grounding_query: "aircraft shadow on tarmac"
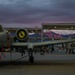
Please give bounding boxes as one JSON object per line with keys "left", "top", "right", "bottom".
{"left": 0, "top": 60, "right": 75, "bottom": 68}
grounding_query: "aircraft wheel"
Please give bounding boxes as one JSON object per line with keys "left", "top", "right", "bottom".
{"left": 29, "top": 56, "right": 34, "bottom": 63}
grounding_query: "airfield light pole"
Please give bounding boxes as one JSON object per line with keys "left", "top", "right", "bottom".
{"left": 41, "top": 26, "right": 43, "bottom": 42}
{"left": 35, "top": 26, "right": 38, "bottom": 42}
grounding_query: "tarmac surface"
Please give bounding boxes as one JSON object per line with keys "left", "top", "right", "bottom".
{"left": 0, "top": 52, "right": 75, "bottom": 75}
{"left": 0, "top": 52, "right": 75, "bottom": 63}
{"left": 0, "top": 64, "right": 75, "bottom": 75}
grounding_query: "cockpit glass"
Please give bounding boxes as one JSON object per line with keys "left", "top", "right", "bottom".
{"left": 0, "top": 25, "right": 4, "bottom": 32}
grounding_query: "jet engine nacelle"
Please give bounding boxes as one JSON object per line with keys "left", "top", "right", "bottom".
{"left": 14, "top": 29, "right": 29, "bottom": 42}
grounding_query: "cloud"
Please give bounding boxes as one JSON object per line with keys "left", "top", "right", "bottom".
{"left": 0, "top": 0, "right": 75, "bottom": 27}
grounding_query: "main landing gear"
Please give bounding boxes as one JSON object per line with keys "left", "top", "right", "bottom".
{"left": 28, "top": 48, "right": 34, "bottom": 63}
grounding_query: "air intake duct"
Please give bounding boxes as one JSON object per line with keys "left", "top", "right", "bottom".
{"left": 15, "top": 29, "right": 29, "bottom": 42}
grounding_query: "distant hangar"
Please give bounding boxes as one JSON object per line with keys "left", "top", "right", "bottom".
{"left": 4, "top": 23, "right": 75, "bottom": 33}
{"left": 4, "top": 23, "right": 75, "bottom": 41}
{"left": 42, "top": 23, "right": 75, "bottom": 30}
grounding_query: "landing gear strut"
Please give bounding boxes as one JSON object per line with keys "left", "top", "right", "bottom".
{"left": 29, "top": 55, "right": 34, "bottom": 63}
{"left": 51, "top": 45, "right": 54, "bottom": 53}
{"left": 28, "top": 48, "right": 34, "bottom": 63}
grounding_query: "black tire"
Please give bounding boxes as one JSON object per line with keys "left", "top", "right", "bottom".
{"left": 29, "top": 56, "right": 34, "bottom": 63}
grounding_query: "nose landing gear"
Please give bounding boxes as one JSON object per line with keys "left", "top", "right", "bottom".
{"left": 28, "top": 48, "right": 34, "bottom": 63}
{"left": 29, "top": 55, "right": 34, "bottom": 63}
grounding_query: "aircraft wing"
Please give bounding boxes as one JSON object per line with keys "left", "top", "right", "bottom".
{"left": 11, "top": 39, "right": 75, "bottom": 49}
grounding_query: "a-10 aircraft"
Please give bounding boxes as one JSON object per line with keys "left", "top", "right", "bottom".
{"left": 0, "top": 25, "right": 75, "bottom": 63}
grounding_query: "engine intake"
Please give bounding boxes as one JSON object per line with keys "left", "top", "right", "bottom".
{"left": 15, "top": 29, "right": 29, "bottom": 42}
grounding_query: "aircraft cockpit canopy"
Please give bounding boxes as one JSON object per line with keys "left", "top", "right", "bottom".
{"left": 0, "top": 25, "right": 4, "bottom": 32}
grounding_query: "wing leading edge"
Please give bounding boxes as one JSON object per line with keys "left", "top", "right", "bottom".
{"left": 11, "top": 39, "right": 75, "bottom": 49}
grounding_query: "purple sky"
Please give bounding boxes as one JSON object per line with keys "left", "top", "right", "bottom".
{"left": 0, "top": 0, "right": 75, "bottom": 28}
